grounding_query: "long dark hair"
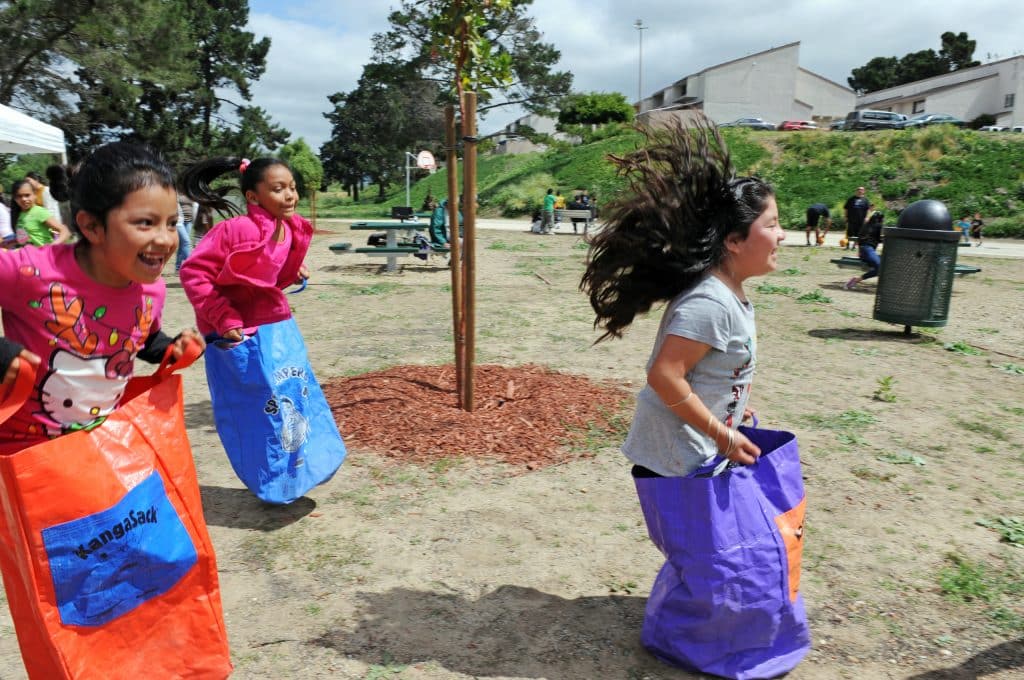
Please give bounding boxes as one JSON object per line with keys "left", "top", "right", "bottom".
{"left": 580, "top": 117, "right": 774, "bottom": 342}
{"left": 179, "top": 157, "right": 291, "bottom": 217}
{"left": 46, "top": 164, "right": 72, "bottom": 202}
{"left": 68, "top": 141, "right": 175, "bottom": 237}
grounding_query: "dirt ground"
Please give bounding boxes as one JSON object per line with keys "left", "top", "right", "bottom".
{"left": 1, "top": 222, "right": 1022, "bottom": 680}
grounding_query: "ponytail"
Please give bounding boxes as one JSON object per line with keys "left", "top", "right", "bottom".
{"left": 179, "top": 156, "right": 290, "bottom": 217}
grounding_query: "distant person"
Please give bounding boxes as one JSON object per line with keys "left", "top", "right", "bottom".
{"left": 553, "top": 189, "right": 566, "bottom": 223}
{"left": 805, "top": 203, "right": 831, "bottom": 246}
{"left": 429, "top": 198, "right": 450, "bottom": 245}
{"left": 843, "top": 186, "right": 869, "bottom": 251}
{"left": 0, "top": 191, "right": 12, "bottom": 248}
{"left": 176, "top": 193, "right": 197, "bottom": 272}
{"left": 45, "top": 164, "right": 73, "bottom": 227}
{"left": 24, "top": 171, "right": 60, "bottom": 218}
{"left": 970, "top": 212, "right": 984, "bottom": 246}
{"left": 955, "top": 214, "right": 972, "bottom": 244}
{"left": 9, "top": 180, "right": 71, "bottom": 246}
{"left": 420, "top": 192, "right": 435, "bottom": 212}
{"left": 541, "top": 188, "right": 555, "bottom": 235}
{"left": 845, "top": 210, "right": 885, "bottom": 290}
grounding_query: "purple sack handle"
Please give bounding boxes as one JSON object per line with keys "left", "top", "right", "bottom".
{"left": 691, "top": 414, "right": 759, "bottom": 479}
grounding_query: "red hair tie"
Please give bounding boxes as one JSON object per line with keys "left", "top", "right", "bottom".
{"left": 238, "top": 158, "right": 251, "bottom": 174}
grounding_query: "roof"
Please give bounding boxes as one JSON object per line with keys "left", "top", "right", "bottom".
{"left": 0, "top": 103, "right": 66, "bottom": 155}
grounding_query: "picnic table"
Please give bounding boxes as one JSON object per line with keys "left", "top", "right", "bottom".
{"left": 342, "top": 220, "right": 449, "bottom": 272}
{"left": 830, "top": 255, "right": 981, "bottom": 276}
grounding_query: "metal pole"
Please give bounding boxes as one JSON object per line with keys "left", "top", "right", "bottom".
{"left": 634, "top": 19, "right": 646, "bottom": 110}
{"left": 405, "top": 152, "right": 412, "bottom": 208}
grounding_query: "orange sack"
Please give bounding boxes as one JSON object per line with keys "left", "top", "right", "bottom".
{"left": 0, "top": 345, "right": 232, "bottom": 679}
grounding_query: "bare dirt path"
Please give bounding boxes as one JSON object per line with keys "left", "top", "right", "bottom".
{"left": 1, "top": 224, "right": 1022, "bottom": 679}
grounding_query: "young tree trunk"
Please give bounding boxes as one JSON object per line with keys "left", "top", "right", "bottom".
{"left": 461, "top": 92, "right": 478, "bottom": 411}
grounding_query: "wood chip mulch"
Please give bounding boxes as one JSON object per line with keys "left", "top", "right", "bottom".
{"left": 321, "top": 364, "right": 631, "bottom": 470}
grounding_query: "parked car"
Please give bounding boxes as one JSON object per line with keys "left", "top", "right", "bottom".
{"left": 1012, "top": 125, "right": 1024, "bottom": 133}
{"left": 718, "top": 117, "right": 775, "bottom": 130}
{"left": 896, "top": 113, "right": 966, "bottom": 129}
{"left": 978, "top": 125, "right": 1009, "bottom": 131}
{"left": 844, "top": 109, "right": 905, "bottom": 130}
{"left": 778, "top": 120, "right": 818, "bottom": 131}
{"left": 828, "top": 119, "right": 847, "bottom": 131}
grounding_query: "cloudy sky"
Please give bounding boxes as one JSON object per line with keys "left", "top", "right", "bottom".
{"left": 245, "top": 0, "right": 1021, "bottom": 150}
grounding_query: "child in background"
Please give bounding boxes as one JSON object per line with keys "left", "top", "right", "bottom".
{"left": 970, "top": 212, "right": 984, "bottom": 246}
{"left": 0, "top": 141, "right": 202, "bottom": 446}
{"left": 956, "top": 214, "right": 972, "bottom": 244}
{"left": 178, "top": 157, "right": 310, "bottom": 340}
{"left": 9, "top": 180, "right": 71, "bottom": 247}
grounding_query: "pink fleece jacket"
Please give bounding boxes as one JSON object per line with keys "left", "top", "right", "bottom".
{"left": 179, "top": 204, "right": 312, "bottom": 336}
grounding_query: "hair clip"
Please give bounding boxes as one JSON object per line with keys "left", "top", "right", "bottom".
{"left": 238, "top": 158, "right": 251, "bottom": 174}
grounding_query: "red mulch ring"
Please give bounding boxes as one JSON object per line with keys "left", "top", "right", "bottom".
{"left": 322, "top": 364, "right": 630, "bottom": 470}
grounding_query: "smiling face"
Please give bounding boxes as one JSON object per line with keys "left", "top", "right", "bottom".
{"left": 13, "top": 183, "right": 35, "bottom": 211}
{"left": 76, "top": 184, "right": 179, "bottom": 287}
{"left": 725, "top": 196, "right": 785, "bottom": 281}
{"left": 245, "top": 164, "right": 297, "bottom": 222}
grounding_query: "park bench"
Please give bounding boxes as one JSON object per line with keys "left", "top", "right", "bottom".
{"left": 554, "top": 208, "right": 595, "bottom": 234}
{"left": 830, "top": 256, "right": 981, "bottom": 276}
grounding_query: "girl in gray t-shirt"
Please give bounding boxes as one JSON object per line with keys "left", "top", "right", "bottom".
{"left": 581, "top": 119, "right": 786, "bottom": 476}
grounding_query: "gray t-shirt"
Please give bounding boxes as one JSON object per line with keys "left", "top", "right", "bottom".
{"left": 622, "top": 274, "right": 757, "bottom": 476}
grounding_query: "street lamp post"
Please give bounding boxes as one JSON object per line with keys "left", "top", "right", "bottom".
{"left": 634, "top": 19, "right": 646, "bottom": 111}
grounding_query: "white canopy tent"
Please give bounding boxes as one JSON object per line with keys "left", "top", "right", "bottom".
{"left": 0, "top": 103, "right": 67, "bottom": 160}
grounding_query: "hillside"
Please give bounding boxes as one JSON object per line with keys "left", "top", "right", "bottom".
{"left": 314, "top": 126, "right": 1024, "bottom": 237}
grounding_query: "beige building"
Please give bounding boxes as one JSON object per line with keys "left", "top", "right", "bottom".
{"left": 637, "top": 41, "right": 854, "bottom": 127}
{"left": 855, "top": 55, "right": 1024, "bottom": 127}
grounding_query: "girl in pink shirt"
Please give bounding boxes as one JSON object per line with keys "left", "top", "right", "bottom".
{"left": 0, "top": 141, "right": 202, "bottom": 448}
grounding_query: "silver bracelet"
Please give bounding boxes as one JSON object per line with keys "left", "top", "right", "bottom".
{"left": 666, "top": 391, "right": 694, "bottom": 408}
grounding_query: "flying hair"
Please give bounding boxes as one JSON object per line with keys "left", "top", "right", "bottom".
{"left": 179, "top": 157, "right": 291, "bottom": 217}
{"left": 580, "top": 115, "right": 774, "bottom": 342}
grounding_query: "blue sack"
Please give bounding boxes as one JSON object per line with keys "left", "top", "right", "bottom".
{"left": 633, "top": 425, "right": 810, "bottom": 680}
{"left": 204, "top": 317, "right": 346, "bottom": 504}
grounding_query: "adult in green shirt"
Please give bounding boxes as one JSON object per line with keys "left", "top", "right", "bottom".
{"left": 541, "top": 188, "right": 556, "bottom": 234}
{"left": 10, "top": 180, "right": 71, "bottom": 246}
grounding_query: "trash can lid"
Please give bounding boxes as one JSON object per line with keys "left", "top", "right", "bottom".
{"left": 896, "top": 199, "right": 951, "bottom": 231}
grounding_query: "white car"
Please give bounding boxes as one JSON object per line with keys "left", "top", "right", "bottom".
{"left": 978, "top": 125, "right": 1008, "bottom": 131}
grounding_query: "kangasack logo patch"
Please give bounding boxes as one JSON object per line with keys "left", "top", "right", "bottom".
{"left": 41, "top": 471, "right": 198, "bottom": 626}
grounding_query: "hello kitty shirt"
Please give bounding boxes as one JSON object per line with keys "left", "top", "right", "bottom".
{"left": 0, "top": 243, "right": 166, "bottom": 446}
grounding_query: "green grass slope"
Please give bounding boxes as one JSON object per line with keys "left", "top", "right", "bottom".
{"left": 312, "top": 126, "right": 1024, "bottom": 238}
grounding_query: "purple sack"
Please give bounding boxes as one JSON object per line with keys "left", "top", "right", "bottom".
{"left": 633, "top": 425, "right": 810, "bottom": 680}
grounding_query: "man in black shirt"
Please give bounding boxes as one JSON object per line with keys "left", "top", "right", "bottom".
{"left": 843, "top": 186, "right": 869, "bottom": 251}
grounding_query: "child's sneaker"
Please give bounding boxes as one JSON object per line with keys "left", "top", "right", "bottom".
{"left": 844, "top": 277, "right": 858, "bottom": 290}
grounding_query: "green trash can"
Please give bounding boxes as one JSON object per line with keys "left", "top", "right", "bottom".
{"left": 873, "top": 199, "right": 961, "bottom": 334}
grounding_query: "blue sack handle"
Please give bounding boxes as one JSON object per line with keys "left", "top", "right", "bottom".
{"left": 286, "top": 277, "right": 308, "bottom": 294}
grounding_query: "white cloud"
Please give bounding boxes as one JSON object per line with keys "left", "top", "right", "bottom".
{"left": 244, "top": 0, "right": 1023, "bottom": 149}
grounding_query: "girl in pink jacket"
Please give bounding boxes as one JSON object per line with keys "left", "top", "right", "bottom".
{"left": 177, "top": 157, "right": 345, "bottom": 504}
{"left": 178, "top": 157, "right": 310, "bottom": 338}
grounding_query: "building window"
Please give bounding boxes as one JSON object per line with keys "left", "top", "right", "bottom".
{"left": 1006, "top": 94, "right": 1016, "bottom": 108}
{"left": 912, "top": 100, "right": 925, "bottom": 113}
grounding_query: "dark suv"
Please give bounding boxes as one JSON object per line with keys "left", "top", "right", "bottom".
{"left": 844, "top": 109, "right": 905, "bottom": 130}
